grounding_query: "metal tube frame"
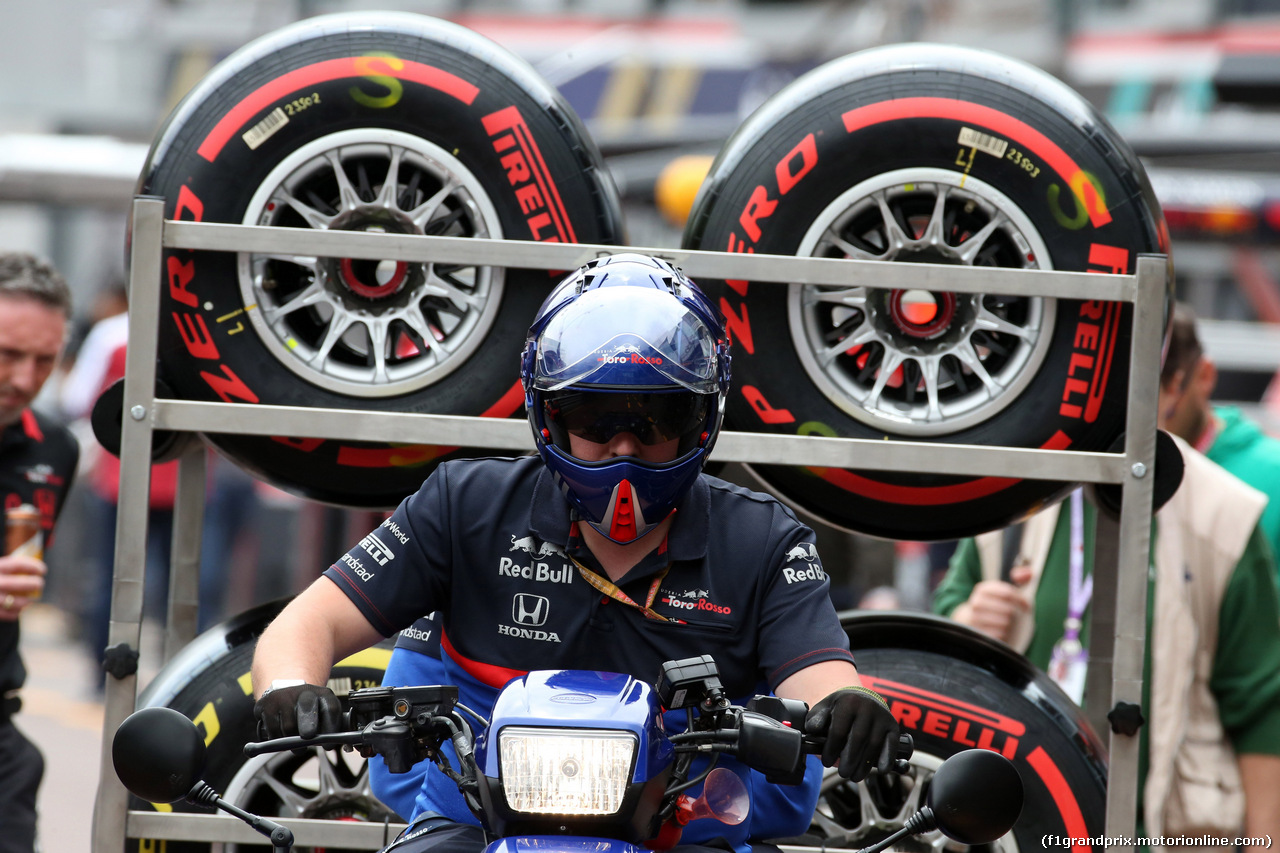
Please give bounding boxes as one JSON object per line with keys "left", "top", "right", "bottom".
{"left": 93, "top": 196, "right": 1166, "bottom": 850}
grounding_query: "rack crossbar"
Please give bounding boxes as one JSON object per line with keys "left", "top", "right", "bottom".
{"left": 162, "top": 218, "right": 1140, "bottom": 300}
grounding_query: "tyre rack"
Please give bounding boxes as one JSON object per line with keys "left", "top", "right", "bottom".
{"left": 93, "top": 196, "right": 1169, "bottom": 851}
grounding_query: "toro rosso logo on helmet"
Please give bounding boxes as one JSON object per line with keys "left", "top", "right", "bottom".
{"left": 594, "top": 345, "right": 663, "bottom": 365}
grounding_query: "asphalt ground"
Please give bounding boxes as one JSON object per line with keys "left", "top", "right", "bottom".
{"left": 17, "top": 604, "right": 120, "bottom": 852}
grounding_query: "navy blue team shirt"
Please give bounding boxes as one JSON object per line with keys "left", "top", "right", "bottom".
{"left": 324, "top": 455, "right": 855, "bottom": 701}
{"left": 326, "top": 455, "right": 852, "bottom": 840}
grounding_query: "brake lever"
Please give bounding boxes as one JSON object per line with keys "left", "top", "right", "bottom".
{"left": 243, "top": 730, "right": 363, "bottom": 756}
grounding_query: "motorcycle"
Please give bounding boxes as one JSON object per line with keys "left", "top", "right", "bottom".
{"left": 112, "top": 655, "right": 1023, "bottom": 853}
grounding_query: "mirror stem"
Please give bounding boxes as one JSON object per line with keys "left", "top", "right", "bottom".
{"left": 853, "top": 807, "right": 937, "bottom": 853}
{"left": 187, "top": 781, "right": 296, "bottom": 851}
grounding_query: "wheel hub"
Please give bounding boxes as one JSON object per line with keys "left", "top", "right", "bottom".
{"left": 325, "top": 212, "right": 420, "bottom": 303}
{"left": 887, "top": 289, "right": 957, "bottom": 340}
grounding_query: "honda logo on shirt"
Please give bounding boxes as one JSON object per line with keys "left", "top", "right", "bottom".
{"left": 512, "top": 593, "right": 550, "bottom": 627}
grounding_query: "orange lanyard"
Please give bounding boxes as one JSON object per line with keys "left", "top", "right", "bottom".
{"left": 568, "top": 553, "right": 681, "bottom": 623}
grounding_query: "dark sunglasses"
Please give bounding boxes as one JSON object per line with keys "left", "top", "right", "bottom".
{"left": 543, "top": 391, "right": 711, "bottom": 448}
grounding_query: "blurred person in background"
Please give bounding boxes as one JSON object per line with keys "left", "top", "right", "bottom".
{"left": 0, "top": 253, "right": 79, "bottom": 853}
{"left": 59, "top": 287, "right": 180, "bottom": 690}
{"left": 931, "top": 434, "right": 1280, "bottom": 843}
{"left": 60, "top": 287, "right": 256, "bottom": 690}
{"left": 1160, "top": 301, "right": 1280, "bottom": 564}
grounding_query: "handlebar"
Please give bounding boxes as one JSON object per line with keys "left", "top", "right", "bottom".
{"left": 244, "top": 683, "right": 914, "bottom": 783}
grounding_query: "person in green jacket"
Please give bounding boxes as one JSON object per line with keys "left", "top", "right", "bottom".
{"left": 1159, "top": 301, "right": 1280, "bottom": 563}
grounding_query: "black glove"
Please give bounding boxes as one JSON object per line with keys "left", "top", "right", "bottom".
{"left": 254, "top": 682, "right": 343, "bottom": 741}
{"left": 805, "top": 685, "right": 900, "bottom": 782}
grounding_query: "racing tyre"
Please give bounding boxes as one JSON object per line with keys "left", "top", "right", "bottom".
{"left": 776, "top": 611, "right": 1108, "bottom": 853}
{"left": 683, "top": 43, "right": 1170, "bottom": 539}
{"left": 127, "top": 599, "right": 396, "bottom": 852}
{"left": 139, "top": 12, "right": 623, "bottom": 508}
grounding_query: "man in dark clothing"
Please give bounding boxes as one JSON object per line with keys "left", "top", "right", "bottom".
{"left": 251, "top": 254, "right": 902, "bottom": 853}
{"left": 0, "top": 253, "right": 78, "bottom": 853}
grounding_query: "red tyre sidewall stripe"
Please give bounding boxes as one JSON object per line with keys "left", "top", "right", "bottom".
{"left": 811, "top": 429, "right": 1073, "bottom": 505}
{"left": 1027, "top": 745, "right": 1094, "bottom": 852}
{"left": 198, "top": 57, "right": 481, "bottom": 163}
{"left": 1087, "top": 301, "right": 1122, "bottom": 422}
{"left": 841, "top": 97, "right": 1112, "bottom": 228}
{"left": 331, "top": 380, "right": 526, "bottom": 468}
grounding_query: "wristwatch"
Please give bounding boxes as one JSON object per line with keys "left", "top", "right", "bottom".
{"left": 260, "top": 678, "right": 308, "bottom": 697}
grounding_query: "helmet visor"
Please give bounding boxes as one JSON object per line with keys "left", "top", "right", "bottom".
{"left": 543, "top": 390, "right": 712, "bottom": 455}
{"left": 531, "top": 288, "right": 720, "bottom": 392}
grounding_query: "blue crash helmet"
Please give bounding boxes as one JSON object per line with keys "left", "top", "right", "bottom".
{"left": 521, "top": 253, "right": 731, "bottom": 544}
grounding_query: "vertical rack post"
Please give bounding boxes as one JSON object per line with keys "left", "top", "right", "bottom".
{"left": 93, "top": 197, "right": 167, "bottom": 851}
{"left": 1099, "top": 255, "right": 1166, "bottom": 849}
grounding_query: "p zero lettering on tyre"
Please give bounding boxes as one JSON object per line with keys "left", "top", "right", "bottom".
{"left": 683, "top": 43, "right": 1170, "bottom": 539}
{"left": 128, "top": 599, "right": 394, "bottom": 853}
{"left": 139, "top": 12, "right": 623, "bottom": 508}
{"left": 774, "top": 612, "right": 1108, "bottom": 853}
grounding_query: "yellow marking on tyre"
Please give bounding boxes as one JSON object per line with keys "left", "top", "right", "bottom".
{"left": 239, "top": 671, "right": 253, "bottom": 696}
{"left": 954, "top": 146, "right": 976, "bottom": 188}
{"left": 350, "top": 53, "right": 405, "bottom": 109}
{"left": 217, "top": 308, "right": 245, "bottom": 323}
{"left": 194, "top": 701, "right": 221, "bottom": 746}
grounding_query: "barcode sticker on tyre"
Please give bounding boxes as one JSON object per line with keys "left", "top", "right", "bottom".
{"left": 958, "top": 126, "right": 1008, "bottom": 159}
{"left": 243, "top": 108, "right": 289, "bottom": 150}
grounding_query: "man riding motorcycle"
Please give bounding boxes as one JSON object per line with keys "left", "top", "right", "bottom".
{"left": 250, "top": 253, "right": 900, "bottom": 853}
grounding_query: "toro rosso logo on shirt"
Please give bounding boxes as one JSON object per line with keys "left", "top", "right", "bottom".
{"left": 782, "top": 543, "right": 828, "bottom": 584}
{"left": 661, "top": 589, "right": 732, "bottom": 615}
{"left": 498, "top": 594, "right": 561, "bottom": 643}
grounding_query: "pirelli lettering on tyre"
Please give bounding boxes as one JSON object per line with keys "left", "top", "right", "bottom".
{"left": 1060, "top": 296, "right": 1122, "bottom": 422}
{"left": 863, "top": 675, "right": 1024, "bottom": 760}
{"left": 483, "top": 105, "right": 576, "bottom": 244}
{"left": 166, "top": 183, "right": 262, "bottom": 407}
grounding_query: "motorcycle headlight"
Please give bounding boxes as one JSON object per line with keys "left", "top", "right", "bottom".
{"left": 498, "top": 726, "right": 637, "bottom": 816}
